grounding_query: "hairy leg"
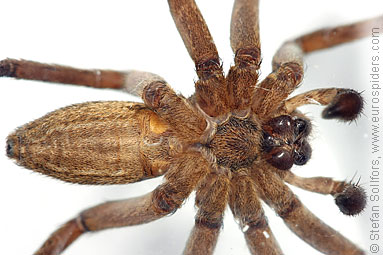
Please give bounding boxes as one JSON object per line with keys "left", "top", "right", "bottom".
{"left": 251, "top": 42, "right": 303, "bottom": 118}
{"left": 284, "top": 171, "right": 366, "bottom": 216}
{"left": 295, "top": 15, "right": 383, "bottom": 53}
{"left": 229, "top": 172, "right": 282, "bottom": 255}
{"left": 35, "top": 152, "right": 209, "bottom": 255}
{"left": 252, "top": 16, "right": 381, "bottom": 119}
{"left": 227, "top": 0, "right": 261, "bottom": 110}
{"left": 280, "top": 88, "right": 363, "bottom": 121}
{"left": 251, "top": 164, "right": 364, "bottom": 255}
{"left": 34, "top": 193, "right": 161, "bottom": 255}
{"left": 168, "top": 0, "right": 229, "bottom": 117}
{"left": 0, "top": 58, "right": 164, "bottom": 97}
{"left": 142, "top": 80, "right": 207, "bottom": 141}
{"left": 184, "top": 172, "right": 229, "bottom": 255}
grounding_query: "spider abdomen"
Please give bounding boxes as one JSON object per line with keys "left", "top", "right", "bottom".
{"left": 207, "top": 117, "right": 261, "bottom": 170}
{"left": 6, "top": 101, "right": 173, "bottom": 184}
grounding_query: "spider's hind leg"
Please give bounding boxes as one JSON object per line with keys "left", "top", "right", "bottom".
{"left": 35, "top": 153, "right": 209, "bottom": 255}
{"left": 0, "top": 58, "right": 164, "bottom": 98}
{"left": 142, "top": 80, "right": 207, "bottom": 142}
{"left": 34, "top": 193, "right": 157, "bottom": 255}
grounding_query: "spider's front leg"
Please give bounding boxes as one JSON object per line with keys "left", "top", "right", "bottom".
{"left": 34, "top": 152, "right": 209, "bottom": 255}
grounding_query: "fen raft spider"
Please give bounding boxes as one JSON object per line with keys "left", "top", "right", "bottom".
{"left": 1, "top": 0, "right": 382, "bottom": 254}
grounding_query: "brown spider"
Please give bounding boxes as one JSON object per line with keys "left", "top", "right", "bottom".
{"left": 1, "top": 0, "right": 382, "bottom": 254}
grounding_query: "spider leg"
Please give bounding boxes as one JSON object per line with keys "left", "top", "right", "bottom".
{"left": 34, "top": 193, "right": 159, "bottom": 255}
{"left": 284, "top": 171, "right": 366, "bottom": 216}
{"left": 295, "top": 15, "right": 383, "bottom": 53}
{"left": 230, "top": 0, "right": 261, "bottom": 59}
{"left": 251, "top": 42, "right": 304, "bottom": 119}
{"left": 251, "top": 165, "right": 364, "bottom": 255}
{"left": 252, "top": 15, "right": 382, "bottom": 119}
{"left": 0, "top": 58, "right": 164, "bottom": 97}
{"left": 229, "top": 172, "right": 282, "bottom": 255}
{"left": 281, "top": 88, "right": 364, "bottom": 122}
{"left": 184, "top": 172, "right": 229, "bottom": 255}
{"left": 168, "top": 0, "right": 229, "bottom": 117}
{"left": 142, "top": 80, "right": 207, "bottom": 141}
{"left": 35, "top": 152, "right": 209, "bottom": 255}
{"left": 284, "top": 171, "right": 349, "bottom": 195}
{"left": 227, "top": 0, "right": 261, "bottom": 110}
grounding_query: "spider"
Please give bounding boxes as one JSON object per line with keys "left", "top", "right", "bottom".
{"left": 1, "top": 0, "right": 382, "bottom": 254}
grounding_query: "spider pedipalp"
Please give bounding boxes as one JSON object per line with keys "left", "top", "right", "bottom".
{"left": 334, "top": 182, "right": 367, "bottom": 216}
{"left": 322, "top": 89, "right": 364, "bottom": 121}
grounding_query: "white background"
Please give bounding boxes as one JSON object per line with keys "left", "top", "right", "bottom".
{"left": 0, "top": 1, "right": 382, "bottom": 254}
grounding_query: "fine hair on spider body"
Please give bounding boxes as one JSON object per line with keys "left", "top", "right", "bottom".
{"left": 1, "top": 1, "right": 382, "bottom": 255}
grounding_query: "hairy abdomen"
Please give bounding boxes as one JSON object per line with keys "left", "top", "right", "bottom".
{"left": 6, "top": 101, "right": 172, "bottom": 184}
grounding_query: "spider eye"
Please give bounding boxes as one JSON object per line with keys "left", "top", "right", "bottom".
{"left": 294, "top": 118, "right": 310, "bottom": 137}
{"left": 267, "top": 115, "right": 293, "bottom": 135}
{"left": 267, "top": 148, "right": 293, "bottom": 170}
{"left": 293, "top": 141, "right": 312, "bottom": 165}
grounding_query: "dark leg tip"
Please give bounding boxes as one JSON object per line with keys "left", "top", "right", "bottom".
{"left": 335, "top": 184, "right": 366, "bottom": 216}
{"left": 0, "top": 59, "right": 17, "bottom": 77}
{"left": 6, "top": 138, "right": 15, "bottom": 158}
{"left": 322, "top": 89, "right": 363, "bottom": 121}
{"left": 6, "top": 135, "right": 19, "bottom": 159}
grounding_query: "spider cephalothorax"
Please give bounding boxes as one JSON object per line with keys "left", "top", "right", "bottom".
{"left": 2, "top": 0, "right": 381, "bottom": 254}
{"left": 207, "top": 116, "right": 261, "bottom": 171}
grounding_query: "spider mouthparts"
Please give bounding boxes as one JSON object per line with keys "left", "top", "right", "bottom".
{"left": 322, "top": 89, "right": 363, "bottom": 121}
{"left": 335, "top": 184, "right": 366, "bottom": 216}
